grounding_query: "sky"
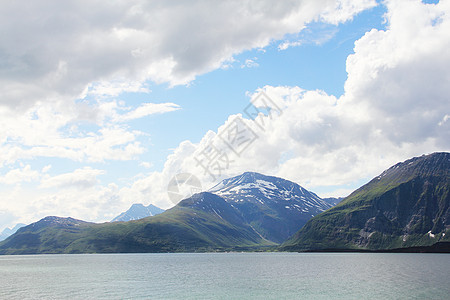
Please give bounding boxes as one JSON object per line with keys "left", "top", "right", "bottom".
{"left": 0, "top": 0, "right": 449, "bottom": 231}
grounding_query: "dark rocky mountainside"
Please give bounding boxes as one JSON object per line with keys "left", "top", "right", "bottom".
{"left": 281, "top": 152, "right": 450, "bottom": 251}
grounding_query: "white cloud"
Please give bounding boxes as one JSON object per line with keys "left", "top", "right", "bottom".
{"left": 0, "top": 96, "right": 183, "bottom": 166}
{"left": 84, "top": 80, "right": 151, "bottom": 98}
{"left": 0, "top": 0, "right": 376, "bottom": 111}
{"left": 278, "top": 41, "right": 303, "bottom": 51}
{"left": 278, "top": 23, "right": 338, "bottom": 51}
{"left": 0, "top": 165, "right": 41, "bottom": 185}
{"left": 40, "top": 167, "right": 105, "bottom": 189}
{"left": 320, "top": 0, "right": 378, "bottom": 24}
{"left": 0, "top": 110, "right": 146, "bottom": 165}
{"left": 241, "top": 59, "right": 259, "bottom": 69}
{"left": 116, "top": 102, "right": 181, "bottom": 122}
{"left": 42, "top": 165, "right": 52, "bottom": 173}
{"left": 139, "top": 161, "right": 153, "bottom": 169}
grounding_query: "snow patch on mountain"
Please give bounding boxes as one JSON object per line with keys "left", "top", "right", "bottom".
{"left": 209, "top": 172, "right": 332, "bottom": 212}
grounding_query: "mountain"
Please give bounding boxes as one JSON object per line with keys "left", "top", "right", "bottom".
{"left": 209, "top": 172, "right": 333, "bottom": 243}
{"left": 0, "top": 223, "right": 26, "bottom": 241}
{"left": 322, "top": 197, "right": 344, "bottom": 206}
{"left": 0, "top": 217, "right": 94, "bottom": 254}
{"left": 281, "top": 152, "right": 450, "bottom": 251}
{"left": 0, "top": 172, "right": 331, "bottom": 254}
{"left": 112, "top": 204, "right": 165, "bottom": 222}
{"left": 0, "top": 192, "right": 273, "bottom": 254}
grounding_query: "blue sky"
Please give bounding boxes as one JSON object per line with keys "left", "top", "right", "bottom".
{"left": 0, "top": 0, "right": 448, "bottom": 230}
{"left": 141, "top": 5, "right": 387, "bottom": 169}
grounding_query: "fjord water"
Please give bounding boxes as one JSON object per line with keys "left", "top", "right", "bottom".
{"left": 1, "top": 253, "right": 448, "bottom": 299}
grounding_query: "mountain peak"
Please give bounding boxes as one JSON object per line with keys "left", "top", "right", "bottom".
{"left": 111, "top": 203, "right": 165, "bottom": 222}
{"left": 22, "top": 216, "right": 91, "bottom": 233}
{"left": 40, "top": 216, "right": 84, "bottom": 223}
{"left": 130, "top": 203, "right": 145, "bottom": 209}
{"left": 208, "top": 172, "right": 333, "bottom": 243}
{"left": 209, "top": 172, "right": 326, "bottom": 205}
{"left": 209, "top": 172, "right": 269, "bottom": 189}
{"left": 0, "top": 223, "right": 26, "bottom": 242}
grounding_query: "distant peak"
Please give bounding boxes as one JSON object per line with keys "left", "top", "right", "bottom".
{"left": 111, "top": 203, "right": 165, "bottom": 222}
{"left": 42, "top": 216, "right": 71, "bottom": 221}
{"left": 130, "top": 203, "right": 145, "bottom": 208}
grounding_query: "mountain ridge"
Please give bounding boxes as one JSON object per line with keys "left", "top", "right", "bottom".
{"left": 281, "top": 152, "right": 450, "bottom": 251}
{"left": 3, "top": 152, "right": 446, "bottom": 255}
{"left": 0, "top": 192, "right": 273, "bottom": 254}
{"left": 0, "top": 172, "right": 331, "bottom": 254}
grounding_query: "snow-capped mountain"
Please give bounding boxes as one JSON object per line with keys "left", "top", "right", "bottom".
{"left": 209, "top": 172, "right": 333, "bottom": 243}
{"left": 111, "top": 204, "right": 165, "bottom": 222}
{"left": 209, "top": 172, "right": 331, "bottom": 212}
{"left": 0, "top": 223, "right": 26, "bottom": 241}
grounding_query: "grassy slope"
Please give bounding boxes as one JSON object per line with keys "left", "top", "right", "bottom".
{"left": 0, "top": 194, "right": 275, "bottom": 254}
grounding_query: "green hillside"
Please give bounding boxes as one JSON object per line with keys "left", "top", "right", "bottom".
{"left": 0, "top": 193, "right": 274, "bottom": 254}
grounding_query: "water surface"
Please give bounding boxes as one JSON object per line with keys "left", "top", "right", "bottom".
{"left": 0, "top": 253, "right": 448, "bottom": 299}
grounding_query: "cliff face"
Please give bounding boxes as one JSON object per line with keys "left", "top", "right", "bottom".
{"left": 282, "top": 153, "right": 450, "bottom": 251}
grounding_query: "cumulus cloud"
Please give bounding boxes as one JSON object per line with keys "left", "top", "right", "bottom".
{"left": 0, "top": 97, "right": 184, "bottom": 166}
{"left": 0, "top": 0, "right": 375, "bottom": 111}
{"left": 241, "top": 58, "right": 259, "bottom": 69}
{"left": 40, "top": 167, "right": 105, "bottom": 189}
{"left": 344, "top": 0, "right": 450, "bottom": 146}
{"left": 278, "top": 41, "right": 303, "bottom": 51}
{"left": 0, "top": 165, "right": 41, "bottom": 185}
{"left": 119, "top": 0, "right": 450, "bottom": 207}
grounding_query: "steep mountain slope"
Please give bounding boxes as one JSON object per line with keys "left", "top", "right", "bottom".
{"left": 209, "top": 172, "right": 333, "bottom": 243}
{"left": 112, "top": 204, "right": 165, "bottom": 222}
{"left": 0, "top": 193, "right": 272, "bottom": 254}
{"left": 281, "top": 152, "right": 450, "bottom": 251}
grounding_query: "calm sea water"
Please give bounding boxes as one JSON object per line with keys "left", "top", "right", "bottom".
{"left": 0, "top": 252, "right": 449, "bottom": 299}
